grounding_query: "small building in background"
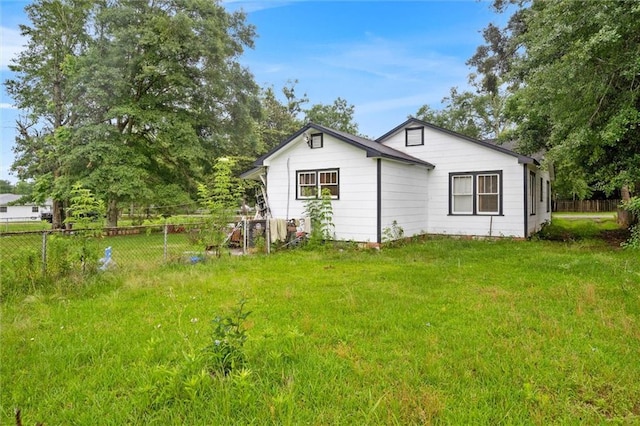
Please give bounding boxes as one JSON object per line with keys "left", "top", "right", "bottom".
{"left": 0, "top": 194, "right": 53, "bottom": 222}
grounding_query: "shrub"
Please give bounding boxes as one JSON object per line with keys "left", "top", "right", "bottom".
{"left": 202, "top": 298, "right": 251, "bottom": 376}
{"left": 621, "top": 197, "right": 640, "bottom": 249}
{"left": 303, "top": 189, "right": 335, "bottom": 247}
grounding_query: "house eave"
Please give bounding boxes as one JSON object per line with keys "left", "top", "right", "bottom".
{"left": 366, "top": 151, "right": 435, "bottom": 168}
{"left": 240, "top": 166, "right": 265, "bottom": 181}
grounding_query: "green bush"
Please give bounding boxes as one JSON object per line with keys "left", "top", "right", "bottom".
{"left": 621, "top": 197, "right": 640, "bottom": 249}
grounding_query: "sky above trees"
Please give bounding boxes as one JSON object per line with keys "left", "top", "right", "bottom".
{"left": 1, "top": 0, "right": 509, "bottom": 183}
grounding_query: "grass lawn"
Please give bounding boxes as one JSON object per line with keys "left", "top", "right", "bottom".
{"left": 1, "top": 222, "right": 639, "bottom": 424}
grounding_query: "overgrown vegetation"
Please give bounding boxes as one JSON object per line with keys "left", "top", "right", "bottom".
{"left": 621, "top": 197, "right": 640, "bottom": 249}
{"left": 2, "top": 218, "right": 638, "bottom": 424}
{"left": 196, "top": 158, "right": 241, "bottom": 257}
{"left": 382, "top": 220, "right": 405, "bottom": 245}
{"left": 64, "top": 184, "right": 106, "bottom": 273}
{"left": 303, "top": 188, "right": 335, "bottom": 247}
{"left": 203, "top": 298, "right": 251, "bottom": 376}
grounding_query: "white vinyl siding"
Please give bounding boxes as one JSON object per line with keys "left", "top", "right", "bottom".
{"left": 381, "top": 124, "right": 529, "bottom": 237}
{"left": 264, "top": 132, "right": 378, "bottom": 242}
{"left": 380, "top": 160, "right": 429, "bottom": 239}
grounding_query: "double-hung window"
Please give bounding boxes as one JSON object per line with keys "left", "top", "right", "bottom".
{"left": 450, "top": 171, "right": 502, "bottom": 215}
{"left": 297, "top": 169, "right": 339, "bottom": 199}
{"left": 452, "top": 175, "right": 473, "bottom": 214}
{"left": 477, "top": 174, "right": 500, "bottom": 214}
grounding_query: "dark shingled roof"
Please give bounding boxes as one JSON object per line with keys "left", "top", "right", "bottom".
{"left": 252, "top": 122, "right": 435, "bottom": 168}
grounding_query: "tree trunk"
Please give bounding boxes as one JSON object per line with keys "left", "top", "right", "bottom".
{"left": 107, "top": 198, "right": 119, "bottom": 227}
{"left": 52, "top": 200, "right": 65, "bottom": 229}
{"left": 617, "top": 185, "right": 632, "bottom": 228}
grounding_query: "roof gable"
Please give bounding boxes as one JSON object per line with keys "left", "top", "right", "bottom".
{"left": 376, "top": 118, "right": 539, "bottom": 165}
{"left": 0, "top": 194, "right": 23, "bottom": 205}
{"left": 254, "top": 122, "right": 434, "bottom": 168}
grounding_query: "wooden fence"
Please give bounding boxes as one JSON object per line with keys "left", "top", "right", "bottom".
{"left": 554, "top": 199, "right": 620, "bottom": 213}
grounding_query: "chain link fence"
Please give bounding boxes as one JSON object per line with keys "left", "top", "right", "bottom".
{"left": 0, "top": 220, "right": 274, "bottom": 297}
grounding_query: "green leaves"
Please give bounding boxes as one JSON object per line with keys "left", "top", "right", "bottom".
{"left": 5, "top": 0, "right": 262, "bottom": 227}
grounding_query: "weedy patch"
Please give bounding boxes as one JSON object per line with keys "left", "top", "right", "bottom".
{"left": 202, "top": 298, "right": 251, "bottom": 376}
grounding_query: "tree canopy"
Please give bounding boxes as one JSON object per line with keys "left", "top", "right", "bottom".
{"left": 475, "top": 0, "right": 640, "bottom": 199}
{"left": 5, "top": 0, "right": 261, "bottom": 226}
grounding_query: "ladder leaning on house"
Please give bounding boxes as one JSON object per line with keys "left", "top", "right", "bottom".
{"left": 255, "top": 175, "right": 271, "bottom": 219}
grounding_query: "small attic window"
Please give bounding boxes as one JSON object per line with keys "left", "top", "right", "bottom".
{"left": 310, "top": 133, "right": 323, "bottom": 149}
{"left": 406, "top": 127, "right": 424, "bottom": 146}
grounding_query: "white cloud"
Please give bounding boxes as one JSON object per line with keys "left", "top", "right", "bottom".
{"left": 356, "top": 93, "right": 441, "bottom": 115}
{"left": 0, "top": 26, "right": 24, "bottom": 71}
{"left": 312, "top": 33, "right": 469, "bottom": 84}
{"left": 0, "top": 103, "right": 17, "bottom": 110}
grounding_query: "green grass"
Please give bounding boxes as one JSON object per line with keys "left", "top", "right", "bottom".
{"left": 0, "top": 220, "right": 51, "bottom": 233}
{"left": 1, "top": 221, "right": 639, "bottom": 424}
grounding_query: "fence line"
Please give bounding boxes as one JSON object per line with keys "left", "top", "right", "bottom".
{"left": 554, "top": 199, "right": 620, "bottom": 213}
{"left": 0, "top": 220, "right": 275, "bottom": 293}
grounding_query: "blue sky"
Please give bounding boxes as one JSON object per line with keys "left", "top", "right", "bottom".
{"left": 0, "top": 0, "right": 505, "bottom": 183}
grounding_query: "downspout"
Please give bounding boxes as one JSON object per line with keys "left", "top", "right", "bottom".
{"left": 377, "top": 159, "right": 382, "bottom": 244}
{"left": 286, "top": 158, "right": 291, "bottom": 219}
{"left": 523, "top": 165, "right": 529, "bottom": 238}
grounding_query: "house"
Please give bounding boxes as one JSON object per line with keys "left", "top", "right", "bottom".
{"left": 0, "top": 194, "right": 53, "bottom": 223}
{"left": 242, "top": 118, "right": 552, "bottom": 242}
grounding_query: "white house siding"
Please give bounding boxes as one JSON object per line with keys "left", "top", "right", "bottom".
{"left": 379, "top": 126, "right": 538, "bottom": 238}
{"left": 264, "top": 133, "right": 379, "bottom": 242}
{"left": 380, "top": 160, "right": 429, "bottom": 239}
{"left": 0, "top": 194, "right": 52, "bottom": 222}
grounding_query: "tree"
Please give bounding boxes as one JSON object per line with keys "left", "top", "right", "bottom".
{"left": 257, "top": 81, "right": 307, "bottom": 152}
{"left": 66, "top": 0, "right": 261, "bottom": 226}
{"left": 414, "top": 86, "right": 509, "bottom": 140}
{"left": 6, "top": 0, "right": 262, "bottom": 228}
{"left": 197, "top": 157, "right": 241, "bottom": 256}
{"left": 304, "top": 97, "right": 359, "bottom": 135}
{"left": 0, "top": 180, "right": 14, "bottom": 193}
{"left": 476, "top": 1, "right": 640, "bottom": 208}
{"left": 5, "top": 0, "right": 93, "bottom": 228}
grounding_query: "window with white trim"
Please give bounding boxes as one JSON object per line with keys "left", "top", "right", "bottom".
{"left": 0, "top": 206, "right": 7, "bottom": 213}
{"left": 310, "top": 133, "right": 323, "bottom": 149}
{"left": 32, "top": 206, "right": 39, "bottom": 213}
{"left": 450, "top": 171, "right": 502, "bottom": 215}
{"left": 477, "top": 174, "right": 500, "bottom": 214}
{"left": 405, "top": 127, "right": 424, "bottom": 146}
{"left": 297, "top": 169, "right": 339, "bottom": 199}
{"left": 529, "top": 172, "right": 537, "bottom": 215}
{"left": 452, "top": 175, "right": 473, "bottom": 214}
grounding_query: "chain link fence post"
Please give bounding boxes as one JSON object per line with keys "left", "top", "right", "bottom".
{"left": 163, "top": 223, "right": 168, "bottom": 262}
{"left": 41, "top": 231, "right": 47, "bottom": 278}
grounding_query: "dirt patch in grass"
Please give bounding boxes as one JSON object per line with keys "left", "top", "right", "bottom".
{"left": 599, "top": 228, "right": 630, "bottom": 247}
